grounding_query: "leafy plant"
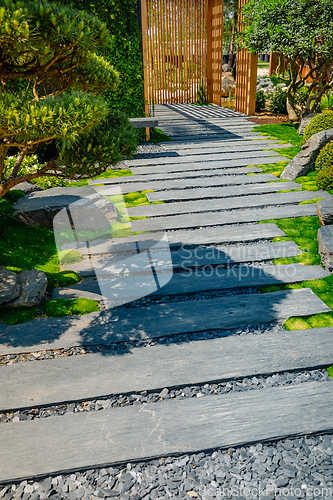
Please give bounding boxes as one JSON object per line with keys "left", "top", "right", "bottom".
{"left": 268, "top": 87, "right": 287, "bottom": 114}
{"left": 315, "top": 142, "right": 333, "bottom": 190}
{"left": 0, "top": 0, "right": 138, "bottom": 199}
{"left": 196, "top": 81, "right": 208, "bottom": 105}
{"left": 320, "top": 90, "right": 333, "bottom": 111}
{"left": 238, "top": 0, "right": 333, "bottom": 120}
{"left": 255, "top": 90, "right": 266, "bottom": 112}
{"left": 303, "top": 110, "right": 333, "bottom": 142}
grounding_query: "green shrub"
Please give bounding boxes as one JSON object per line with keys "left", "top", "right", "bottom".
{"left": 317, "top": 164, "right": 333, "bottom": 190}
{"left": 303, "top": 110, "right": 333, "bottom": 142}
{"left": 255, "top": 90, "right": 266, "bottom": 112}
{"left": 315, "top": 141, "right": 333, "bottom": 172}
{"left": 58, "top": 250, "right": 84, "bottom": 265}
{"left": 294, "top": 86, "right": 311, "bottom": 107}
{"left": 197, "top": 81, "right": 208, "bottom": 105}
{"left": 268, "top": 87, "right": 287, "bottom": 114}
{"left": 320, "top": 90, "right": 333, "bottom": 112}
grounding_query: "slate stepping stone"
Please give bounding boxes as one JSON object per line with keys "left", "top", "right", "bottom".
{"left": 51, "top": 264, "right": 328, "bottom": 302}
{"left": 318, "top": 225, "right": 333, "bottom": 272}
{"left": 61, "top": 241, "right": 299, "bottom": 277}
{"left": 2, "top": 381, "right": 333, "bottom": 482}
{"left": 126, "top": 150, "right": 281, "bottom": 167}
{"left": 128, "top": 191, "right": 323, "bottom": 218}
{"left": 3, "top": 327, "right": 333, "bottom": 411}
{"left": 94, "top": 174, "right": 278, "bottom": 195}
{"left": 160, "top": 139, "right": 286, "bottom": 150}
{"left": 127, "top": 157, "right": 290, "bottom": 176}
{"left": 147, "top": 181, "right": 301, "bottom": 202}
{"left": 0, "top": 288, "right": 329, "bottom": 355}
{"left": 131, "top": 204, "right": 318, "bottom": 232}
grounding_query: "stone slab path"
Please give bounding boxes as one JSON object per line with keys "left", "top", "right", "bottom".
{"left": 1, "top": 103, "right": 333, "bottom": 486}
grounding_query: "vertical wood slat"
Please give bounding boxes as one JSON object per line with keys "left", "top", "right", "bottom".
{"left": 140, "top": 0, "right": 150, "bottom": 140}
{"left": 206, "top": 0, "right": 223, "bottom": 105}
{"left": 235, "top": 0, "right": 257, "bottom": 115}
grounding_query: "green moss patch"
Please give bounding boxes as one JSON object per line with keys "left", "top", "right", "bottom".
{"left": 149, "top": 128, "right": 172, "bottom": 143}
{"left": 252, "top": 123, "right": 302, "bottom": 148}
{"left": 0, "top": 306, "right": 39, "bottom": 325}
{"left": 58, "top": 250, "right": 84, "bottom": 265}
{"left": 298, "top": 197, "right": 323, "bottom": 205}
{"left": 43, "top": 298, "right": 99, "bottom": 318}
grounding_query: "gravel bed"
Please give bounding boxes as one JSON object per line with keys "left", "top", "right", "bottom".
{"left": 0, "top": 369, "right": 330, "bottom": 425}
{"left": 0, "top": 323, "right": 285, "bottom": 367}
{"left": 2, "top": 432, "right": 333, "bottom": 499}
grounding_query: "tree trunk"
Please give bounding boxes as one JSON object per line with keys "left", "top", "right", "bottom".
{"left": 228, "top": 10, "right": 238, "bottom": 72}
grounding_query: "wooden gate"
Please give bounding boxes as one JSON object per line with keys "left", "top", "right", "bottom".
{"left": 140, "top": 0, "right": 223, "bottom": 106}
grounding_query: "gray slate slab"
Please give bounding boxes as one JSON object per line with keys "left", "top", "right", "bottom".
{"left": 52, "top": 264, "right": 328, "bottom": 302}
{"left": 131, "top": 204, "right": 318, "bottom": 232}
{"left": 62, "top": 241, "right": 300, "bottom": 276}
{"left": 2, "top": 381, "right": 333, "bottom": 482}
{"left": 318, "top": 225, "right": 333, "bottom": 272}
{"left": 147, "top": 181, "right": 301, "bottom": 202}
{"left": 127, "top": 150, "right": 280, "bottom": 166}
{"left": 161, "top": 139, "right": 285, "bottom": 150}
{"left": 128, "top": 191, "right": 323, "bottom": 217}
{"left": 159, "top": 134, "right": 262, "bottom": 144}
{"left": 127, "top": 156, "right": 289, "bottom": 176}
{"left": 0, "top": 288, "right": 329, "bottom": 355}
{"left": 2, "top": 327, "right": 333, "bottom": 412}
{"left": 160, "top": 143, "right": 291, "bottom": 157}
{"left": 94, "top": 174, "right": 278, "bottom": 195}
{"left": 89, "top": 166, "right": 263, "bottom": 186}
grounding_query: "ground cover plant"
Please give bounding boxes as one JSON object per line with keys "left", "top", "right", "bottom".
{"left": 0, "top": 0, "right": 138, "bottom": 198}
{"left": 238, "top": 0, "right": 333, "bottom": 120}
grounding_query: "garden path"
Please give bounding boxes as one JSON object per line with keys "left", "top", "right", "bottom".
{"left": 1, "top": 104, "right": 333, "bottom": 484}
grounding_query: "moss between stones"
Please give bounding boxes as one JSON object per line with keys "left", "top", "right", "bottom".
{"left": 43, "top": 298, "right": 99, "bottom": 318}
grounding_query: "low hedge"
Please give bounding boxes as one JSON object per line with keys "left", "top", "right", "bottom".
{"left": 315, "top": 141, "right": 333, "bottom": 190}
{"left": 303, "top": 110, "right": 333, "bottom": 143}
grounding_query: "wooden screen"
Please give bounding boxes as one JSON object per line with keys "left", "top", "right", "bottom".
{"left": 141, "top": 0, "right": 209, "bottom": 104}
{"left": 234, "top": 0, "right": 257, "bottom": 115}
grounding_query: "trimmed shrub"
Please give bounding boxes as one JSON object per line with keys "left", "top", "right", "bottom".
{"left": 269, "top": 87, "right": 287, "bottom": 114}
{"left": 303, "top": 110, "right": 333, "bottom": 143}
{"left": 255, "top": 90, "right": 266, "bottom": 112}
{"left": 315, "top": 142, "right": 333, "bottom": 189}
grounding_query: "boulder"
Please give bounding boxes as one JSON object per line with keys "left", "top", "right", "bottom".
{"left": 0, "top": 267, "right": 20, "bottom": 305}
{"left": 7, "top": 269, "right": 48, "bottom": 308}
{"left": 12, "top": 185, "right": 118, "bottom": 228}
{"left": 10, "top": 182, "right": 42, "bottom": 194}
{"left": 222, "top": 64, "right": 229, "bottom": 73}
{"left": 280, "top": 128, "right": 333, "bottom": 181}
{"left": 298, "top": 112, "right": 320, "bottom": 135}
{"left": 318, "top": 225, "right": 333, "bottom": 272}
{"left": 317, "top": 199, "right": 333, "bottom": 226}
{"left": 221, "top": 74, "right": 236, "bottom": 97}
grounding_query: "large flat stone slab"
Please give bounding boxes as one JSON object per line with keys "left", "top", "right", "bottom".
{"left": 128, "top": 191, "right": 323, "bottom": 217}
{"left": 0, "top": 288, "right": 329, "bottom": 355}
{"left": 2, "top": 381, "right": 333, "bottom": 482}
{"left": 131, "top": 204, "right": 318, "bottom": 232}
{"left": 127, "top": 150, "right": 281, "bottom": 167}
{"left": 317, "top": 198, "right": 333, "bottom": 226}
{"left": 89, "top": 166, "right": 263, "bottom": 186}
{"left": 52, "top": 264, "right": 328, "bottom": 301}
{"left": 94, "top": 174, "right": 278, "bottom": 195}
{"left": 127, "top": 157, "right": 290, "bottom": 176}
{"left": 161, "top": 139, "right": 286, "bottom": 150}
{"left": 2, "top": 327, "right": 333, "bottom": 411}
{"left": 147, "top": 181, "right": 301, "bottom": 202}
{"left": 62, "top": 241, "right": 300, "bottom": 276}
{"left": 160, "top": 143, "right": 291, "bottom": 157}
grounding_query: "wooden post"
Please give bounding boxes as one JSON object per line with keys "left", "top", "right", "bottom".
{"left": 206, "top": 0, "right": 223, "bottom": 105}
{"left": 269, "top": 52, "right": 279, "bottom": 76}
{"left": 141, "top": 0, "right": 150, "bottom": 141}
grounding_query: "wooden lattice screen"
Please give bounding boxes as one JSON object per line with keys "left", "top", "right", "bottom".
{"left": 141, "top": 0, "right": 223, "bottom": 106}
{"left": 234, "top": 0, "right": 257, "bottom": 115}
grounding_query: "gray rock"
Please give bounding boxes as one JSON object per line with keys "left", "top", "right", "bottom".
{"left": 298, "top": 113, "right": 320, "bottom": 135}
{"left": 11, "top": 182, "right": 43, "bottom": 194}
{"left": 318, "top": 225, "right": 333, "bottom": 272}
{"left": 317, "top": 199, "right": 333, "bottom": 226}
{"left": 7, "top": 269, "right": 47, "bottom": 308}
{"left": 280, "top": 128, "right": 333, "bottom": 180}
{"left": 221, "top": 74, "right": 236, "bottom": 97}
{"left": 12, "top": 186, "right": 118, "bottom": 229}
{"left": 0, "top": 267, "right": 20, "bottom": 305}
{"left": 222, "top": 64, "right": 229, "bottom": 73}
